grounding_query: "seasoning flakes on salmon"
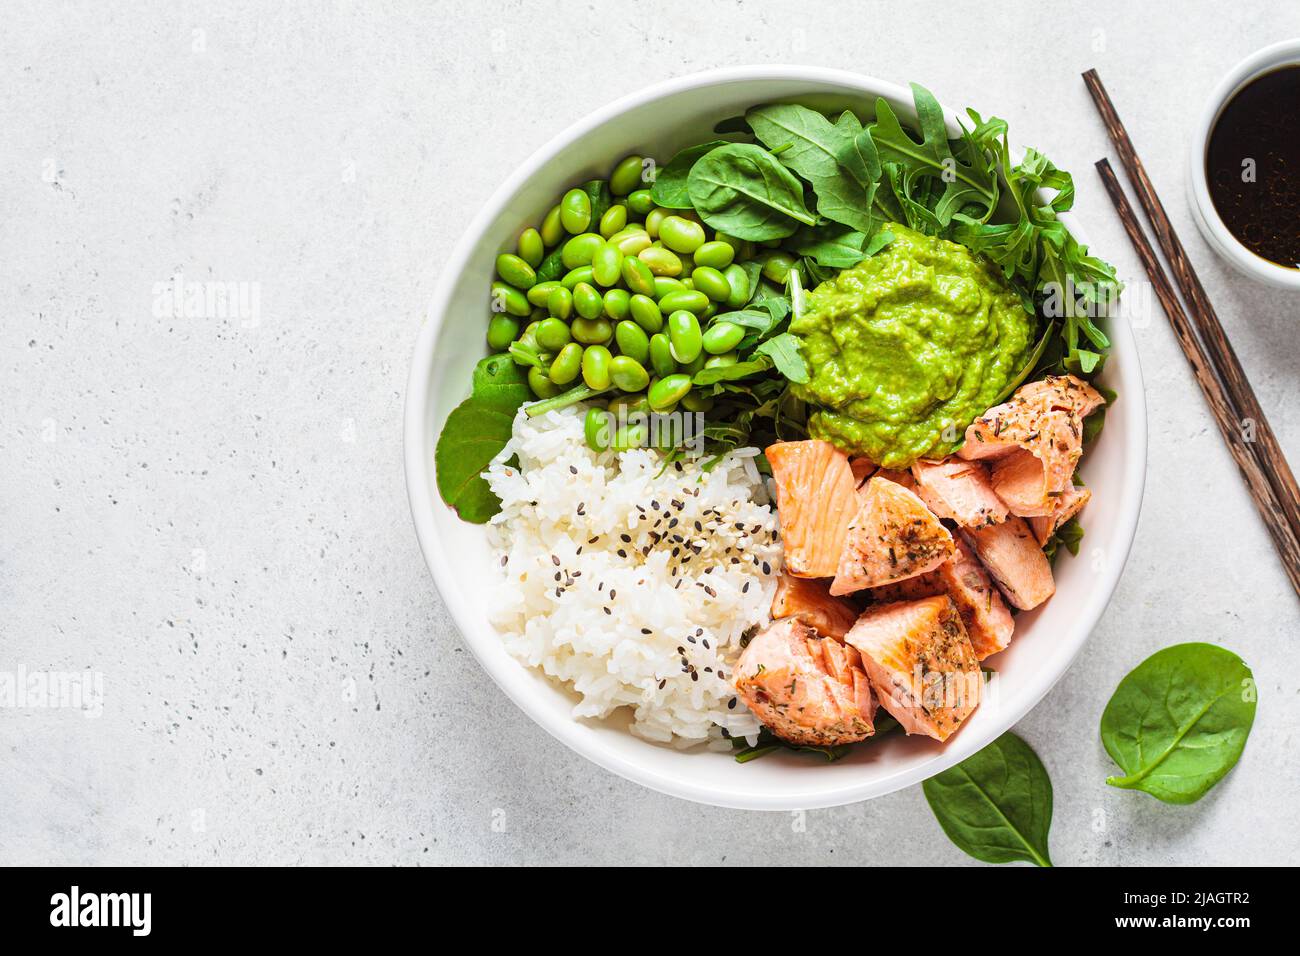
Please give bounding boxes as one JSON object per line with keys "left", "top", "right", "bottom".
{"left": 771, "top": 574, "right": 860, "bottom": 641}
{"left": 733, "top": 617, "right": 876, "bottom": 746}
{"left": 1028, "top": 485, "right": 1092, "bottom": 546}
{"left": 911, "top": 458, "right": 1008, "bottom": 528}
{"left": 867, "top": 570, "right": 943, "bottom": 604}
{"left": 962, "top": 516, "right": 1055, "bottom": 610}
{"left": 937, "top": 536, "right": 1015, "bottom": 659}
{"left": 845, "top": 595, "right": 982, "bottom": 741}
{"left": 830, "top": 477, "right": 955, "bottom": 596}
{"left": 766, "top": 440, "right": 860, "bottom": 579}
{"left": 959, "top": 374, "right": 1105, "bottom": 516}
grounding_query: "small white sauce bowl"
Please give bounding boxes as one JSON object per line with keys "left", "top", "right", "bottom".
{"left": 1188, "top": 38, "right": 1300, "bottom": 290}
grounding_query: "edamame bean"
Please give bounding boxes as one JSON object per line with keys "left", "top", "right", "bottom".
{"left": 621, "top": 256, "right": 656, "bottom": 297}
{"left": 645, "top": 207, "right": 668, "bottom": 238}
{"left": 560, "top": 266, "right": 594, "bottom": 289}
{"left": 638, "top": 246, "right": 682, "bottom": 277}
{"left": 761, "top": 252, "right": 797, "bottom": 283}
{"left": 680, "top": 390, "right": 714, "bottom": 412}
{"left": 572, "top": 282, "right": 605, "bottom": 320}
{"left": 723, "top": 263, "right": 751, "bottom": 308}
{"left": 528, "top": 365, "right": 562, "bottom": 398}
{"left": 591, "top": 244, "right": 623, "bottom": 287}
{"left": 693, "top": 240, "right": 735, "bottom": 270}
{"left": 527, "top": 280, "right": 560, "bottom": 308}
{"left": 560, "top": 188, "right": 592, "bottom": 234}
{"left": 609, "top": 155, "right": 644, "bottom": 196}
{"left": 648, "top": 374, "right": 692, "bottom": 412}
{"left": 626, "top": 189, "right": 654, "bottom": 216}
{"left": 614, "top": 321, "right": 650, "bottom": 364}
{"left": 611, "top": 421, "right": 648, "bottom": 451}
{"left": 582, "top": 345, "right": 612, "bottom": 390}
{"left": 517, "top": 228, "right": 544, "bottom": 268}
{"left": 547, "top": 285, "right": 573, "bottom": 320}
{"left": 613, "top": 231, "right": 652, "bottom": 256}
{"left": 491, "top": 281, "right": 531, "bottom": 317}
{"left": 609, "top": 355, "right": 650, "bottom": 393}
{"left": 549, "top": 342, "right": 584, "bottom": 385}
{"left": 602, "top": 287, "right": 630, "bottom": 321}
{"left": 486, "top": 315, "right": 520, "bottom": 351}
{"left": 648, "top": 333, "right": 675, "bottom": 378}
{"left": 561, "top": 233, "right": 605, "bottom": 270}
{"left": 658, "top": 289, "right": 709, "bottom": 315}
{"left": 667, "top": 310, "right": 703, "bottom": 363}
{"left": 652, "top": 276, "right": 685, "bottom": 299}
{"left": 691, "top": 266, "right": 731, "bottom": 303}
{"left": 681, "top": 351, "right": 708, "bottom": 375}
{"left": 571, "top": 316, "right": 613, "bottom": 345}
{"left": 607, "top": 391, "right": 649, "bottom": 416}
{"left": 704, "top": 350, "right": 738, "bottom": 369}
{"left": 598, "top": 205, "right": 627, "bottom": 238}
{"left": 701, "top": 320, "right": 744, "bottom": 355}
{"left": 540, "top": 205, "right": 565, "bottom": 246}
{"left": 584, "top": 406, "right": 613, "bottom": 451}
{"left": 628, "top": 294, "right": 663, "bottom": 334}
{"left": 536, "top": 317, "right": 572, "bottom": 351}
{"left": 659, "top": 216, "right": 706, "bottom": 254}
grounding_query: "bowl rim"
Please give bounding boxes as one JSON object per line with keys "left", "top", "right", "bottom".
{"left": 1187, "top": 38, "right": 1300, "bottom": 290}
{"left": 404, "top": 65, "right": 1148, "bottom": 809}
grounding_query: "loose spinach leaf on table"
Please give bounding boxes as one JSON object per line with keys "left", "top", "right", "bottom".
{"left": 650, "top": 140, "right": 732, "bottom": 209}
{"left": 686, "top": 142, "right": 818, "bottom": 241}
{"left": 1100, "top": 643, "right": 1256, "bottom": 805}
{"left": 922, "top": 731, "right": 1054, "bottom": 867}
{"left": 434, "top": 353, "right": 530, "bottom": 523}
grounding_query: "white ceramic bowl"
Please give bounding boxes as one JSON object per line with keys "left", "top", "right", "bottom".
{"left": 404, "top": 66, "right": 1147, "bottom": 810}
{"left": 1188, "top": 38, "right": 1300, "bottom": 290}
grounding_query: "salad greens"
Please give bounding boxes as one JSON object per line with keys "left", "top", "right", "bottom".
{"left": 1100, "top": 643, "right": 1257, "bottom": 804}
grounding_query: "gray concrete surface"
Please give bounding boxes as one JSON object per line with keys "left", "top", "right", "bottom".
{"left": 3, "top": 1, "right": 1298, "bottom": 866}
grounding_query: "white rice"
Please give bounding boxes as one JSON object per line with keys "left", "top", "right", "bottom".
{"left": 484, "top": 405, "right": 779, "bottom": 748}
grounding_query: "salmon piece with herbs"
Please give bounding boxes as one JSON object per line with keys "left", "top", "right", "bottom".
{"left": 733, "top": 617, "right": 877, "bottom": 746}
{"left": 868, "top": 570, "right": 943, "bottom": 604}
{"left": 1028, "top": 484, "right": 1092, "bottom": 546}
{"left": 962, "top": 517, "right": 1055, "bottom": 610}
{"left": 911, "top": 458, "right": 1008, "bottom": 529}
{"left": 844, "top": 595, "right": 982, "bottom": 741}
{"left": 831, "top": 477, "right": 955, "bottom": 596}
{"left": 766, "top": 440, "right": 860, "bottom": 578}
{"left": 937, "top": 536, "right": 1015, "bottom": 659}
{"left": 771, "top": 574, "right": 859, "bottom": 640}
{"left": 959, "top": 374, "right": 1105, "bottom": 516}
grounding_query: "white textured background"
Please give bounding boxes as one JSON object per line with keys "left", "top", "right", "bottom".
{"left": 3, "top": 1, "right": 1298, "bottom": 865}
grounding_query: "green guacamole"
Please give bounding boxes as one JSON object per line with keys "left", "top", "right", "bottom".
{"left": 791, "top": 223, "right": 1035, "bottom": 468}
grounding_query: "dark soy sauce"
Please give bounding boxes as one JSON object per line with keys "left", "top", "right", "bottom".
{"left": 1206, "top": 65, "right": 1300, "bottom": 268}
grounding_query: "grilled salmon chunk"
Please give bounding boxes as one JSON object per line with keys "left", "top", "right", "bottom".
{"left": 831, "top": 477, "right": 955, "bottom": 596}
{"left": 959, "top": 375, "right": 1105, "bottom": 517}
{"left": 766, "top": 440, "right": 860, "bottom": 578}
{"left": 771, "top": 574, "right": 859, "bottom": 640}
{"left": 1028, "top": 485, "right": 1092, "bottom": 546}
{"left": 962, "top": 517, "right": 1055, "bottom": 610}
{"left": 733, "top": 618, "right": 877, "bottom": 746}
{"left": 845, "top": 595, "right": 982, "bottom": 741}
{"left": 911, "top": 459, "right": 1008, "bottom": 529}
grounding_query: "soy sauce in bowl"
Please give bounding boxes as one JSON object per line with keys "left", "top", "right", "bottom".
{"left": 1205, "top": 65, "right": 1300, "bottom": 269}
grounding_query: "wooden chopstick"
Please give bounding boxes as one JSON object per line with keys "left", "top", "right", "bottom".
{"left": 1096, "top": 158, "right": 1300, "bottom": 598}
{"left": 1083, "top": 68, "right": 1300, "bottom": 550}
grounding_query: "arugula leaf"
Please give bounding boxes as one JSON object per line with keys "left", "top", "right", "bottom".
{"left": 434, "top": 354, "right": 530, "bottom": 523}
{"left": 923, "top": 731, "right": 1054, "bottom": 867}
{"left": 754, "top": 332, "right": 809, "bottom": 383}
{"left": 687, "top": 143, "right": 818, "bottom": 241}
{"left": 1101, "top": 643, "right": 1256, "bottom": 804}
{"left": 650, "top": 140, "right": 730, "bottom": 209}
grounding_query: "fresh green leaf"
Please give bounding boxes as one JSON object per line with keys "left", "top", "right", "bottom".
{"left": 1100, "top": 643, "right": 1257, "bottom": 804}
{"left": 535, "top": 248, "right": 566, "bottom": 283}
{"left": 581, "top": 178, "right": 612, "bottom": 223}
{"left": 787, "top": 222, "right": 889, "bottom": 268}
{"left": 754, "top": 332, "right": 809, "bottom": 383}
{"left": 650, "top": 140, "right": 730, "bottom": 209}
{"left": 923, "top": 731, "right": 1054, "bottom": 867}
{"left": 692, "top": 355, "right": 772, "bottom": 386}
{"left": 687, "top": 143, "right": 818, "bottom": 241}
{"left": 994, "top": 321, "right": 1055, "bottom": 404}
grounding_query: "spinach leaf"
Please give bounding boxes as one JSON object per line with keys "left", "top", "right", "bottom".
{"left": 687, "top": 143, "right": 817, "bottom": 241}
{"left": 650, "top": 140, "right": 730, "bottom": 209}
{"left": 922, "top": 731, "right": 1054, "bottom": 867}
{"left": 692, "top": 355, "right": 772, "bottom": 386}
{"left": 754, "top": 332, "right": 809, "bottom": 383}
{"left": 746, "top": 103, "right": 882, "bottom": 236}
{"left": 1100, "top": 643, "right": 1256, "bottom": 804}
{"left": 581, "top": 178, "right": 612, "bottom": 223}
{"left": 434, "top": 354, "right": 530, "bottom": 523}
{"left": 789, "top": 222, "right": 893, "bottom": 268}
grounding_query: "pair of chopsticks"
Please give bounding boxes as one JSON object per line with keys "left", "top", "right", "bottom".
{"left": 1082, "top": 69, "right": 1300, "bottom": 598}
